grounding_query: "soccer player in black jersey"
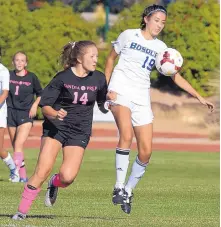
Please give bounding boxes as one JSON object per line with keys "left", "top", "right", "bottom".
{"left": 7, "top": 51, "right": 42, "bottom": 182}
{"left": 12, "top": 41, "right": 112, "bottom": 220}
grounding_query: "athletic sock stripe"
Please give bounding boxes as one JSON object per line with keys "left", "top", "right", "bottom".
{"left": 136, "top": 156, "right": 148, "bottom": 167}
{"left": 116, "top": 147, "right": 130, "bottom": 152}
{"left": 116, "top": 150, "right": 129, "bottom": 155}
{"left": 116, "top": 149, "right": 130, "bottom": 155}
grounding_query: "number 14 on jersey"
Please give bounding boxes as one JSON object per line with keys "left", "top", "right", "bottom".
{"left": 73, "top": 92, "right": 88, "bottom": 105}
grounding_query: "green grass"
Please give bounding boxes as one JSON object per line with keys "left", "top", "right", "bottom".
{"left": 0, "top": 150, "right": 219, "bottom": 227}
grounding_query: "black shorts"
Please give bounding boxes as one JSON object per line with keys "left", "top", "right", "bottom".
{"left": 42, "top": 121, "right": 90, "bottom": 149}
{"left": 7, "top": 108, "right": 33, "bottom": 127}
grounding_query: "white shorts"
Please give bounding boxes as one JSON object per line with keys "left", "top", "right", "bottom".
{"left": 109, "top": 94, "right": 154, "bottom": 127}
{"left": 0, "top": 112, "right": 7, "bottom": 128}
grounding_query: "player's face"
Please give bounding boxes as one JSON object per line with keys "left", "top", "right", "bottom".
{"left": 145, "top": 12, "right": 167, "bottom": 38}
{"left": 80, "top": 46, "right": 98, "bottom": 72}
{"left": 79, "top": 46, "right": 98, "bottom": 72}
{"left": 13, "top": 53, "right": 27, "bottom": 72}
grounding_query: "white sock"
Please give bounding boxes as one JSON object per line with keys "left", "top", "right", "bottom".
{"left": 2, "top": 153, "right": 16, "bottom": 171}
{"left": 115, "top": 147, "right": 130, "bottom": 189}
{"left": 125, "top": 156, "right": 148, "bottom": 196}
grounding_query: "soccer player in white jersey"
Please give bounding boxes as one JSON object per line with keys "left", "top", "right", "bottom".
{"left": 0, "top": 49, "right": 19, "bottom": 182}
{"left": 105, "top": 4, "right": 214, "bottom": 214}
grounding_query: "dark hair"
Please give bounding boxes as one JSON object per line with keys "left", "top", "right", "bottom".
{"left": 12, "top": 51, "right": 28, "bottom": 62}
{"left": 61, "top": 40, "right": 97, "bottom": 69}
{"left": 140, "top": 4, "right": 167, "bottom": 30}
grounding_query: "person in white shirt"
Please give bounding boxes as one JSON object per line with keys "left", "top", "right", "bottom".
{"left": 105, "top": 4, "right": 214, "bottom": 214}
{"left": 0, "top": 50, "right": 19, "bottom": 182}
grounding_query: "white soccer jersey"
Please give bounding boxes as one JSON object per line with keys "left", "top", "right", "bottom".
{"left": 0, "top": 63, "right": 10, "bottom": 116}
{"left": 108, "top": 29, "right": 167, "bottom": 105}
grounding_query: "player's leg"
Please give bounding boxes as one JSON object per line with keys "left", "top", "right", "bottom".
{"left": 7, "top": 108, "right": 32, "bottom": 182}
{"left": 13, "top": 122, "right": 32, "bottom": 182}
{"left": 8, "top": 127, "right": 17, "bottom": 148}
{"left": 12, "top": 137, "right": 61, "bottom": 220}
{"left": 7, "top": 108, "right": 17, "bottom": 148}
{"left": 0, "top": 115, "right": 19, "bottom": 182}
{"left": 7, "top": 127, "right": 20, "bottom": 182}
{"left": 45, "top": 145, "right": 86, "bottom": 207}
{"left": 110, "top": 97, "right": 133, "bottom": 205}
{"left": 121, "top": 104, "right": 153, "bottom": 214}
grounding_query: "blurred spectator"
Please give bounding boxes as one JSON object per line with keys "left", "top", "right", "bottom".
{"left": 94, "top": 1, "right": 105, "bottom": 23}
{"left": 94, "top": 1, "right": 106, "bottom": 41}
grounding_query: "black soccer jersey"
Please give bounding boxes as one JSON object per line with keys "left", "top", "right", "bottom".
{"left": 7, "top": 71, "right": 42, "bottom": 110}
{"left": 39, "top": 68, "right": 108, "bottom": 136}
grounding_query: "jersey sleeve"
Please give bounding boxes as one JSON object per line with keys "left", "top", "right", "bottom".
{"left": 111, "top": 29, "right": 130, "bottom": 54}
{"left": 96, "top": 74, "right": 108, "bottom": 114}
{"left": 39, "top": 75, "right": 63, "bottom": 108}
{"left": 2, "top": 68, "right": 10, "bottom": 91}
{"left": 33, "top": 74, "right": 43, "bottom": 97}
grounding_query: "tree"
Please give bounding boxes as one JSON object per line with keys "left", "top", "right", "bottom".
{"left": 0, "top": 0, "right": 99, "bottom": 118}
{"left": 0, "top": 1, "right": 98, "bottom": 88}
{"left": 161, "top": 0, "right": 220, "bottom": 96}
{"left": 0, "top": 0, "right": 28, "bottom": 51}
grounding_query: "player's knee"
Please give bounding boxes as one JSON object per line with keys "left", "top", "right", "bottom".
{"left": 138, "top": 145, "right": 152, "bottom": 162}
{"left": 59, "top": 173, "right": 75, "bottom": 186}
{"left": 119, "top": 132, "right": 133, "bottom": 145}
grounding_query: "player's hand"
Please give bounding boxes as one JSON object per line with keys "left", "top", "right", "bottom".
{"left": 29, "top": 104, "right": 38, "bottom": 118}
{"left": 106, "top": 90, "right": 117, "bottom": 101}
{"left": 197, "top": 96, "right": 214, "bottom": 112}
{"left": 56, "top": 108, "right": 67, "bottom": 121}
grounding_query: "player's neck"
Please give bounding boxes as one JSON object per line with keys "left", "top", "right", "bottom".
{"left": 71, "top": 66, "right": 89, "bottom": 78}
{"left": 141, "top": 29, "right": 155, "bottom": 40}
{"left": 15, "top": 69, "right": 27, "bottom": 77}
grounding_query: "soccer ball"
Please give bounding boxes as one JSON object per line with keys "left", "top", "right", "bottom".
{"left": 155, "top": 48, "right": 183, "bottom": 76}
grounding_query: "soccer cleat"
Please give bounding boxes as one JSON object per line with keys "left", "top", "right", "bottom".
{"left": 10, "top": 168, "right": 20, "bottom": 183}
{"left": 121, "top": 191, "right": 133, "bottom": 214}
{"left": 112, "top": 188, "right": 124, "bottom": 205}
{"left": 45, "top": 174, "right": 58, "bottom": 207}
{"left": 12, "top": 212, "right": 26, "bottom": 220}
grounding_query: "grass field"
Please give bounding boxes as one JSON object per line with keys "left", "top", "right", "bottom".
{"left": 0, "top": 149, "right": 219, "bottom": 227}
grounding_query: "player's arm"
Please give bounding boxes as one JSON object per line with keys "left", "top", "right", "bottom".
{"left": 105, "top": 30, "right": 129, "bottom": 84}
{"left": 29, "top": 96, "right": 41, "bottom": 118}
{"left": 29, "top": 75, "right": 43, "bottom": 118}
{"left": 96, "top": 77, "right": 109, "bottom": 114}
{"left": 39, "top": 76, "right": 67, "bottom": 120}
{"left": 0, "top": 90, "right": 9, "bottom": 106}
{"left": 105, "top": 48, "right": 118, "bottom": 84}
{"left": 171, "top": 72, "right": 214, "bottom": 111}
{"left": 42, "top": 106, "right": 67, "bottom": 120}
